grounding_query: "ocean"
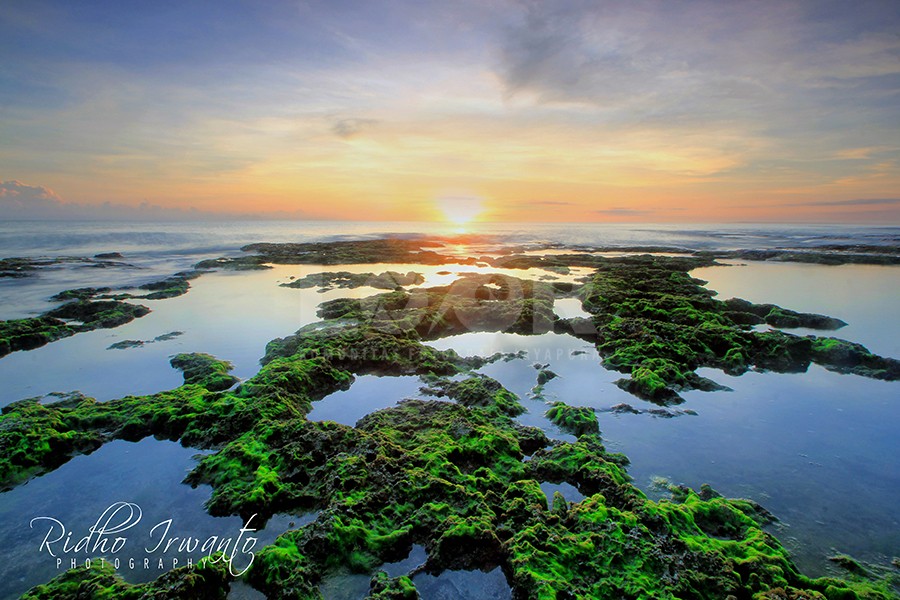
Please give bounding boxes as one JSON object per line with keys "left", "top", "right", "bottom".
{"left": 0, "top": 220, "right": 898, "bottom": 598}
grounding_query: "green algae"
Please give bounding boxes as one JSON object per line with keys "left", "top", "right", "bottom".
{"left": 544, "top": 402, "right": 599, "bottom": 437}
{"left": 19, "top": 555, "right": 231, "bottom": 599}
{"left": 0, "top": 323, "right": 483, "bottom": 492}
{"left": 365, "top": 571, "right": 418, "bottom": 599}
{"left": 0, "top": 299, "right": 150, "bottom": 358}
{"left": 135, "top": 274, "right": 193, "bottom": 299}
{"left": 282, "top": 271, "right": 425, "bottom": 292}
{"left": 0, "top": 271, "right": 197, "bottom": 358}
{"left": 170, "top": 353, "right": 241, "bottom": 391}
{"left": 7, "top": 319, "right": 898, "bottom": 598}
{"left": 419, "top": 374, "right": 525, "bottom": 417}
{"left": 50, "top": 286, "right": 113, "bottom": 301}
{"left": 316, "top": 274, "right": 556, "bottom": 338}
{"left": 4, "top": 241, "right": 900, "bottom": 599}
{"left": 575, "top": 255, "right": 900, "bottom": 403}
{"left": 107, "top": 331, "right": 183, "bottom": 350}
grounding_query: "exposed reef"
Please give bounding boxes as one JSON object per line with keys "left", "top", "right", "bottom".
{"left": 316, "top": 273, "right": 557, "bottom": 339}
{"left": 0, "top": 299, "right": 150, "bottom": 358}
{"left": 545, "top": 401, "right": 599, "bottom": 436}
{"left": 574, "top": 255, "right": 899, "bottom": 403}
{"left": 20, "top": 556, "right": 231, "bottom": 599}
{"left": 697, "top": 247, "right": 900, "bottom": 266}
{"left": 195, "top": 239, "right": 482, "bottom": 271}
{"left": 0, "top": 255, "right": 135, "bottom": 278}
{"left": 0, "top": 269, "right": 203, "bottom": 358}
{"left": 170, "top": 352, "right": 241, "bottom": 391}
{"left": 282, "top": 270, "right": 425, "bottom": 292}
{"left": 4, "top": 319, "right": 897, "bottom": 598}
{"left": 419, "top": 373, "right": 525, "bottom": 417}
{"left": 4, "top": 238, "right": 900, "bottom": 598}
{"left": 107, "top": 330, "right": 183, "bottom": 350}
{"left": 303, "top": 254, "right": 898, "bottom": 403}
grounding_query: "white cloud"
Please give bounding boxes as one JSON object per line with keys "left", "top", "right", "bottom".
{"left": 0, "top": 180, "right": 310, "bottom": 221}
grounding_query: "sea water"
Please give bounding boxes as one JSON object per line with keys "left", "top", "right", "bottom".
{"left": 0, "top": 221, "right": 897, "bottom": 596}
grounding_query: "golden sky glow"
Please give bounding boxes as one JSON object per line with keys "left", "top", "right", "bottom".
{"left": 1, "top": 1, "right": 898, "bottom": 223}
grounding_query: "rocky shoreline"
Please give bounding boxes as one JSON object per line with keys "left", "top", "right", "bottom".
{"left": 2, "top": 237, "right": 898, "bottom": 599}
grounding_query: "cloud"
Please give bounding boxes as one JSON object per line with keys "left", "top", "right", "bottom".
{"left": 786, "top": 198, "right": 900, "bottom": 207}
{"left": 521, "top": 199, "right": 574, "bottom": 206}
{"left": 495, "top": 0, "right": 900, "bottom": 148}
{"left": 0, "top": 180, "right": 62, "bottom": 206}
{"left": 833, "top": 146, "right": 894, "bottom": 160}
{"left": 594, "top": 207, "right": 652, "bottom": 216}
{"left": 0, "top": 180, "right": 311, "bottom": 221}
{"left": 331, "top": 118, "right": 379, "bottom": 139}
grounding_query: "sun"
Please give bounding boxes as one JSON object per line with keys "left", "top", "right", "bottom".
{"left": 436, "top": 195, "right": 485, "bottom": 226}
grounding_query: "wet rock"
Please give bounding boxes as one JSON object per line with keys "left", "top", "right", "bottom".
{"left": 107, "top": 331, "right": 183, "bottom": 350}
{"left": 283, "top": 270, "right": 425, "bottom": 292}
{"left": 1, "top": 299, "right": 150, "bottom": 358}
{"left": 536, "top": 369, "right": 558, "bottom": 385}
{"left": 108, "top": 339, "right": 145, "bottom": 350}
{"left": 50, "top": 287, "right": 112, "bottom": 301}
{"left": 366, "top": 571, "right": 419, "bottom": 599}
{"left": 828, "top": 554, "right": 869, "bottom": 577}
{"left": 170, "top": 353, "right": 240, "bottom": 391}
{"left": 545, "top": 402, "right": 599, "bottom": 437}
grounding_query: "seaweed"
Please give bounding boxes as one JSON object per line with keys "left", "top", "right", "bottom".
{"left": 0, "top": 300, "right": 150, "bottom": 358}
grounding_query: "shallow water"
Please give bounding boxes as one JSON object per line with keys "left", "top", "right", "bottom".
{"left": 0, "top": 263, "right": 593, "bottom": 407}
{"left": 307, "top": 375, "right": 430, "bottom": 426}
{"left": 600, "top": 366, "right": 900, "bottom": 575}
{"left": 693, "top": 261, "right": 900, "bottom": 358}
{"left": 1, "top": 224, "right": 899, "bottom": 592}
{"left": 0, "top": 438, "right": 304, "bottom": 600}
{"left": 540, "top": 482, "right": 585, "bottom": 505}
{"left": 412, "top": 567, "right": 511, "bottom": 600}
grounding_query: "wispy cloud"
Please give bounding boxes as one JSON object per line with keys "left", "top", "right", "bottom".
{"left": 0, "top": 180, "right": 311, "bottom": 221}
{"left": 786, "top": 198, "right": 900, "bottom": 207}
{"left": 332, "top": 118, "right": 379, "bottom": 139}
{"left": 594, "top": 207, "right": 652, "bottom": 216}
{"left": 520, "top": 200, "right": 575, "bottom": 206}
{"left": 834, "top": 146, "right": 894, "bottom": 160}
{"left": 0, "top": 1, "right": 898, "bottom": 222}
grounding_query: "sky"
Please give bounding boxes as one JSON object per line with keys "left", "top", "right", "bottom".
{"left": 1, "top": 0, "right": 899, "bottom": 223}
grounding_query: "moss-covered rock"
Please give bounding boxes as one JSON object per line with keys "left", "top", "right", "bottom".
{"left": 366, "top": 571, "right": 419, "bottom": 599}
{"left": 20, "top": 555, "right": 230, "bottom": 599}
{"left": 420, "top": 374, "right": 525, "bottom": 416}
{"left": 545, "top": 402, "right": 600, "bottom": 437}
{"left": 0, "top": 299, "right": 150, "bottom": 358}
{"left": 7, "top": 241, "right": 900, "bottom": 599}
{"left": 170, "top": 353, "right": 241, "bottom": 391}
{"left": 577, "top": 255, "right": 900, "bottom": 403}
{"left": 283, "top": 271, "right": 425, "bottom": 292}
{"left": 317, "top": 274, "right": 556, "bottom": 338}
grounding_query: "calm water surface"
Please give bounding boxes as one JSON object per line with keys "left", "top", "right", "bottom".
{"left": 0, "top": 222, "right": 897, "bottom": 595}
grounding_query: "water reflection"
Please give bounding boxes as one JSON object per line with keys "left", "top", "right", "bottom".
{"left": 307, "top": 375, "right": 431, "bottom": 426}
{"left": 0, "top": 438, "right": 306, "bottom": 600}
{"left": 600, "top": 366, "right": 900, "bottom": 575}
